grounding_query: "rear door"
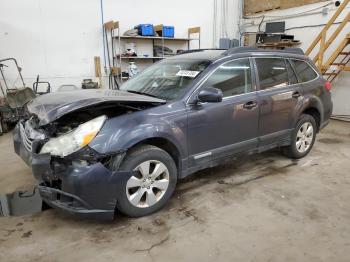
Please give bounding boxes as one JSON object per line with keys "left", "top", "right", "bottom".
{"left": 186, "top": 58, "right": 259, "bottom": 168}
{"left": 254, "top": 57, "right": 301, "bottom": 148}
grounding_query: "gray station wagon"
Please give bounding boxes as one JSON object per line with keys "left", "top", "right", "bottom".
{"left": 14, "top": 47, "right": 333, "bottom": 220}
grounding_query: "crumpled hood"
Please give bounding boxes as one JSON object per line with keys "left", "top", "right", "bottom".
{"left": 26, "top": 89, "right": 165, "bottom": 126}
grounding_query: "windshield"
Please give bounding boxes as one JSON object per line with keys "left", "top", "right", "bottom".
{"left": 120, "top": 59, "right": 211, "bottom": 100}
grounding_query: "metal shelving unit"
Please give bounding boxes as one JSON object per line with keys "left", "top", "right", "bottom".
{"left": 107, "top": 21, "right": 200, "bottom": 83}
{"left": 119, "top": 35, "right": 192, "bottom": 41}
{"left": 118, "top": 56, "right": 164, "bottom": 60}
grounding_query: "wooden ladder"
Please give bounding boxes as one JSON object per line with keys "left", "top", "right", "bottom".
{"left": 305, "top": 0, "right": 350, "bottom": 82}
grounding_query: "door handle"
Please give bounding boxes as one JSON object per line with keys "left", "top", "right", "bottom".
{"left": 292, "top": 91, "right": 301, "bottom": 99}
{"left": 243, "top": 101, "right": 257, "bottom": 110}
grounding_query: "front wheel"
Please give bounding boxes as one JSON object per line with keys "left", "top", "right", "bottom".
{"left": 283, "top": 114, "right": 317, "bottom": 159}
{"left": 115, "top": 145, "right": 177, "bottom": 217}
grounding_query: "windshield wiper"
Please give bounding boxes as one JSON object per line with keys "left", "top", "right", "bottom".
{"left": 127, "top": 90, "right": 160, "bottom": 99}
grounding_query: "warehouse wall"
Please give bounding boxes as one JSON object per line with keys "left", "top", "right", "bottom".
{"left": 0, "top": 0, "right": 241, "bottom": 90}
{"left": 243, "top": 1, "right": 350, "bottom": 115}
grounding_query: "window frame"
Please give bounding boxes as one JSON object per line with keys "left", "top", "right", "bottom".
{"left": 288, "top": 58, "right": 320, "bottom": 84}
{"left": 253, "top": 57, "right": 321, "bottom": 92}
{"left": 186, "top": 57, "right": 256, "bottom": 104}
{"left": 286, "top": 59, "right": 298, "bottom": 85}
{"left": 253, "top": 57, "right": 291, "bottom": 91}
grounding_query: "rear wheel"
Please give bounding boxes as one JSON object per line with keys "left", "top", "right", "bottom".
{"left": 283, "top": 114, "right": 317, "bottom": 159}
{"left": 116, "top": 145, "right": 177, "bottom": 217}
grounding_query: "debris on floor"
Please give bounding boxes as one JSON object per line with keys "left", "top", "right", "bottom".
{"left": 0, "top": 187, "right": 42, "bottom": 217}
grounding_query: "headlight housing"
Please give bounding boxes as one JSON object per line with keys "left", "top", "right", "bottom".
{"left": 40, "top": 115, "right": 106, "bottom": 157}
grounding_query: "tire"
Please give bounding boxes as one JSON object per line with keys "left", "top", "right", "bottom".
{"left": 115, "top": 145, "right": 177, "bottom": 217}
{"left": 283, "top": 114, "right": 317, "bottom": 159}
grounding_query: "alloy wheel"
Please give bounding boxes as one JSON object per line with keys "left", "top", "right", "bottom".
{"left": 296, "top": 122, "right": 314, "bottom": 153}
{"left": 126, "top": 160, "right": 170, "bottom": 208}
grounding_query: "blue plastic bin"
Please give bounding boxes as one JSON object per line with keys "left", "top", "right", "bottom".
{"left": 136, "top": 24, "right": 154, "bottom": 36}
{"left": 155, "top": 25, "right": 175, "bottom": 37}
{"left": 163, "top": 26, "right": 174, "bottom": 38}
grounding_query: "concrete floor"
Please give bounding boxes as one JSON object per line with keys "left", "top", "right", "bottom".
{"left": 0, "top": 120, "right": 350, "bottom": 262}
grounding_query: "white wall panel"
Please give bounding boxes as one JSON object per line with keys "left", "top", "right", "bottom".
{"left": 0, "top": 0, "right": 241, "bottom": 90}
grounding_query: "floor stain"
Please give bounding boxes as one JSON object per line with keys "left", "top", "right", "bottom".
{"left": 268, "top": 202, "right": 289, "bottom": 216}
{"left": 305, "top": 208, "right": 326, "bottom": 221}
{"left": 137, "top": 218, "right": 170, "bottom": 236}
{"left": 152, "top": 218, "right": 165, "bottom": 227}
{"left": 2, "top": 229, "right": 16, "bottom": 237}
{"left": 182, "top": 208, "right": 204, "bottom": 223}
{"left": 318, "top": 138, "right": 343, "bottom": 144}
{"left": 135, "top": 235, "right": 170, "bottom": 252}
{"left": 216, "top": 162, "right": 294, "bottom": 187}
{"left": 21, "top": 231, "right": 32, "bottom": 238}
{"left": 89, "top": 228, "right": 113, "bottom": 244}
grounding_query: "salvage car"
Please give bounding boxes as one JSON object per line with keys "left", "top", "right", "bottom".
{"left": 14, "top": 47, "right": 333, "bottom": 220}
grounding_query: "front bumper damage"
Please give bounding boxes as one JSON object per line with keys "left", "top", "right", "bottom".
{"left": 13, "top": 123, "right": 131, "bottom": 220}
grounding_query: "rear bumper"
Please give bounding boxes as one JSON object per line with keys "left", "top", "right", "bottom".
{"left": 13, "top": 123, "right": 132, "bottom": 220}
{"left": 320, "top": 96, "right": 333, "bottom": 130}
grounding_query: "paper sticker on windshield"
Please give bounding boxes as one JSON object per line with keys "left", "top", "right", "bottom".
{"left": 176, "top": 70, "right": 200, "bottom": 78}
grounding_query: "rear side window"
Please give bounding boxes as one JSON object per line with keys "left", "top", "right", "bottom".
{"left": 290, "top": 59, "right": 318, "bottom": 83}
{"left": 255, "top": 58, "right": 289, "bottom": 90}
{"left": 202, "top": 58, "right": 252, "bottom": 97}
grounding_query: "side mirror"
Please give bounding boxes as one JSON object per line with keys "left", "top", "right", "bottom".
{"left": 197, "top": 87, "right": 223, "bottom": 103}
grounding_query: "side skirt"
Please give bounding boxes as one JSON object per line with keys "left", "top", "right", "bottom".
{"left": 180, "top": 129, "right": 293, "bottom": 178}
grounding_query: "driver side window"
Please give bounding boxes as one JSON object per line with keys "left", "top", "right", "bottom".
{"left": 202, "top": 59, "right": 252, "bottom": 98}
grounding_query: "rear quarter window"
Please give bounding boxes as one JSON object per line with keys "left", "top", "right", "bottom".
{"left": 290, "top": 59, "right": 318, "bottom": 83}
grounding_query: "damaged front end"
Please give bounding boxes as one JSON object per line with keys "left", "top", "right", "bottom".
{"left": 13, "top": 116, "right": 129, "bottom": 220}
{"left": 14, "top": 90, "right": 164, "bottom": 220}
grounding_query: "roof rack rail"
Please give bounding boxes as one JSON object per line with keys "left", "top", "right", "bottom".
{"left": 280, "top": 48, "right": 305, "bottom": 55}
{"left": 222, "top": 47, "right": 259, "bottom": 55}
{"left": 177, "top": 48, "right": 226, "bottom": 55}
{"left": 222, "top": 47, "right": 305, "bottom": 56}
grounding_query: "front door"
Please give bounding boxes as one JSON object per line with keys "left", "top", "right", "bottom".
{"left": 186, "top": 58, "right": 259, "bottom": 168}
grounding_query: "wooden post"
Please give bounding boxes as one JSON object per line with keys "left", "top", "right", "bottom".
{"left": 188, "top": 27, "right": 201, "bottom": 49}
{"left": 104, "top": 20, "right": 119, "bottom": 30}
{"left": 318, "top": 31, "right": 326, "bottom": 71}
{"left": 94, "top": 56, "right": 102, "bottom": 88}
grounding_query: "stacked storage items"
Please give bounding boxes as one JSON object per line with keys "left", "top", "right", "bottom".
{"left": 136, "top": 24, "right": 155, "bottom": 36}
{"left": 154, "top": 24, "right": 175, "bottom": 38}
{"left": 126, "top": 24, "right": 175, "bottom": 37}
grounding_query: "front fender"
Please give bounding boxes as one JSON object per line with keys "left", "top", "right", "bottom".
{"left": 89, "top": 107, "right": 187, "bottom": 159}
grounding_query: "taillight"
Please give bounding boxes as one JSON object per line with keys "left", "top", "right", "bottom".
{"left": 324, "top": 81, "right": 332, "bottom": 91}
